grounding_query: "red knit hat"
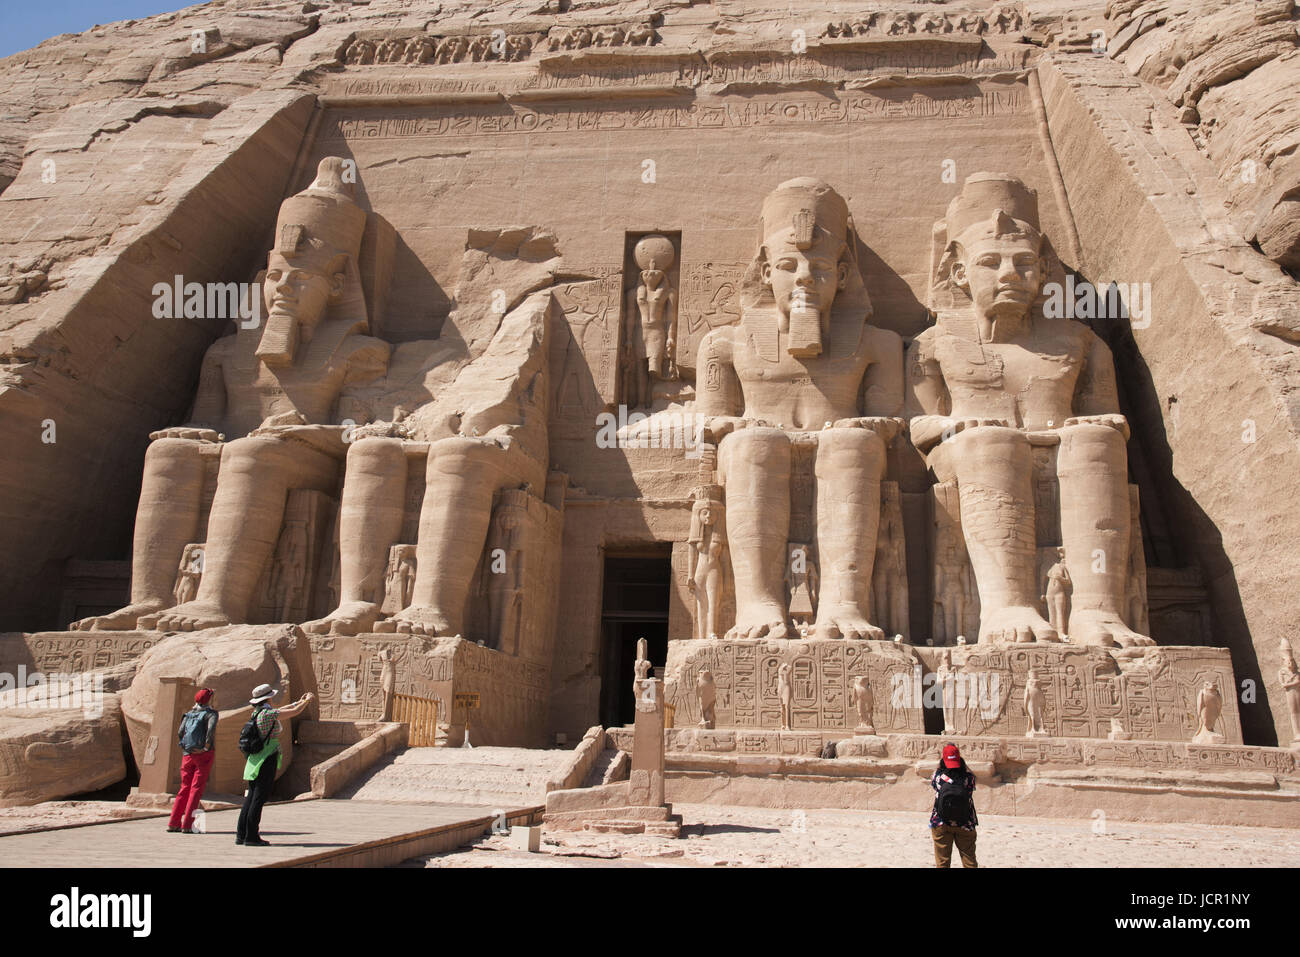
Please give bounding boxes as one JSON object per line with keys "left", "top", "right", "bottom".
{"left": 195, "top": 688, "right": 214, "bottom": 705}
{"left": 942, "top": 744, "right": 961, "bottom": 768}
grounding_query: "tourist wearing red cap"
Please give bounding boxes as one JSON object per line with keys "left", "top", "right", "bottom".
{"left": 929, "top": 743, "right": 978, "bottom": 867}
{"left": 167, "top": 688, "right": 219, "bottom": 834}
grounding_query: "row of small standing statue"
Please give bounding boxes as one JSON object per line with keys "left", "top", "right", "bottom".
{"left": 689, "top": 650, "right": 1252, "bottom": 746}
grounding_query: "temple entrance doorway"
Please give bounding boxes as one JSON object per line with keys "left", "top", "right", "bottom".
{"left": 598, "top": 551, "right": 671, "bottom": 729}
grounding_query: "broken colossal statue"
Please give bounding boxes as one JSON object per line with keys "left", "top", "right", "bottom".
{"left": 75, "top": 158, "right": 389, "bottom": 634}
{"left": 695, "top": 177, "right": 904, "bottom": 641}
{"left": 909, "top": 173, "right": 1152, "bottom": 647}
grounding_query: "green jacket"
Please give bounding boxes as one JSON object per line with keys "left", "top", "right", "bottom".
{"left": 242, "top": 706, "right": 283, "bottom": 781}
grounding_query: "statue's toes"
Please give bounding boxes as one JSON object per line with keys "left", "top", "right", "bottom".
{"left": 303, "top": 619, "right": 328, "bottom": 635}
{"left": 768, "top": 621, "right": 790, "bottom": 640}
{"left": 1032, "top": 621, "right": 1060, "bottom": 642}
{"left": 396, "top": 621, "right": 413, "bottom": 635}
{"left": 373, "top": 619, "right": 395, "bottom": 634}
{"left": 1015, "top": 626, "right": 1033, "bottom": 643}
{"left": 863, "top": 624, "right": 885, "bottom": 641}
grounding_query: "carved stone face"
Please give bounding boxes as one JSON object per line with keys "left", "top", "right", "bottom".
{"left": 952, "top": 234, "right": 1043, "bottom": 324}
{"left": 762, "top": 229, "right": 848, "bottom": 322}
{"left": 262, "top": 251, "right": 341, "bottom": 334}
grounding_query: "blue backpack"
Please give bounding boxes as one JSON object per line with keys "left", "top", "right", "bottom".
{"left": 178, "top": 708, "right": 213, "bottom": 754}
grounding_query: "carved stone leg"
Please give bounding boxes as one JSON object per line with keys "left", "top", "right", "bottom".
{"left": 145, "top": 436, "right": 339, "bottom": 631}
{"left": 74, "top": 438, "right": 208, "bottom": 630}
{"left": 941, "top": 427, "right": 1058, "bottom": 643}
{"left": 1058, "top": 423, "right": 1153, "bottom": 647}
{"left": 304, "top": 437, "right": 407, "bottom": 636}
{"left": 717, "top": 428, "right": 790, "bottom": 639}
{"left": 813, "top": 426, "right": 886, "bottom": 640}
{"left": 379, "top": 437, "right": 530, "bottom": 637}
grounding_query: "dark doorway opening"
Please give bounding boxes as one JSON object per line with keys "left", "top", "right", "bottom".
{"left": 599, "top": 552, "right": 671, "bottom": 728}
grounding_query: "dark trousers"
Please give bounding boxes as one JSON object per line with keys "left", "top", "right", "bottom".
{"left": 236, "top": 756, "right": 277, "bottom": 842}
{"left": 169, "top": 750, "right": 215, "bottom": 830}
{"left": 931, "top": 825, "right": 978, "bottom": 867}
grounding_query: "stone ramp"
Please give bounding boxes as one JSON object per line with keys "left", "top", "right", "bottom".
{"left": 0, "top": 800, "right": 542, "bottom": 868}
{"left": 339, "top": 746, "right": 574, "bottom": 807}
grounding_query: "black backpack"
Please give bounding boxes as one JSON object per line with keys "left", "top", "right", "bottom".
{"left": 177, "top": 708, "right": 213, "bottom": 754}
{"left": 238, "top": 706, "right": 273, "bottom": 756}
{"left": 936, "top": 773, "right": 972, "bottom": 826}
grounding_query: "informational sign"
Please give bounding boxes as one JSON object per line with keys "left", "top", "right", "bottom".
{"left": 454, "top": 693, "right": 481, "bottom": 710}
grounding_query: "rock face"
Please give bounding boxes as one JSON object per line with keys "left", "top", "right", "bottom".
{"left": 2, "top": 0, "right": 1300, "bottom": 770}
{"left": 0, "top": 663, "right": 135, "bottom": 807}
{"left": 120, "top": 625, "right": 317, "bottom": 795}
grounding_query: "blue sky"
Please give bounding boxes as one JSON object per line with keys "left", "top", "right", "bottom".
{"left": 1, "top": 1, "right": 191, "bottom": 60}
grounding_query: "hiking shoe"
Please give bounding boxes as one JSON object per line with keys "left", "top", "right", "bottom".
{"left": 167, "top": 826, "right": 182, "bottom": 833}
{"left": 234, "top": 838, "right": 245, "bottom": 845}
{"left": 246, "top": 838, "right": 271, "bottom": 847}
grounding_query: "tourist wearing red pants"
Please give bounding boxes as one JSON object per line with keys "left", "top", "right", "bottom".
{"left": 168, "top": 688, "right": 219, "bottom": 834}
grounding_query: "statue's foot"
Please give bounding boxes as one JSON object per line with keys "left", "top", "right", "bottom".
{"left": 303, "top": 601, "right": 382, "bottom": 636}
{"left": 139, "top": 602, "right": 233, "bottom": 632}
{"left": 1067, "top": 610, "right": 1153, "bottom": 647}
{"left": 814, "top": 605, "right": 885, "bottom": 641}
{"left": 373, "top": 605, "right": 452, "bottom": 637}
{"left": 723, "top": 618, "right": 790, "bottom": 640}
{"left": 72, "top": 600, "right": 167, "bottom": 632}
{"left": 978, "top": 606, "right": 1060, "bottom": 644}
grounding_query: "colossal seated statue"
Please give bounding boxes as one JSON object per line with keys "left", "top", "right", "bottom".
{"left": 303, "top": 285, "right": 554, "bottom": 639}
{"left": 75, "top": 158, "right": 389, "bottom": 632}
{"left": 695, "top": 178, "right": 903, "bottom": 640}
{"left": 909, "top": 173, "right": 1152, "bottom": 647}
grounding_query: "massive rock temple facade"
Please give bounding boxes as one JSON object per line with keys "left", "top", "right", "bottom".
{"left": 3, "top": 0, "right": 1300, "bottom": 825}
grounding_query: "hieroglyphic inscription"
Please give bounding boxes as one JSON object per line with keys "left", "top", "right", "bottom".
{"left": 676, "top": 262, "right": 745, "bottom": 374}
{"left": 550, "top": 269, "right": 622, "bottom": 439}
{"left": 940, "top": 644, "right": 1243, "bottom": 743}
{"left": 3, "top": 632, "right": 166, "bottom": 676}
{"left": 320, "top": 89, "right": 1028, "bottom": 142}
{"left": 665, "top": 638, "right": 923, "bottom": 733}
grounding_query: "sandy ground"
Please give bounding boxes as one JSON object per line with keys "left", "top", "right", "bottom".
{"left": 0, "top": 800, "right": 160, "bottom": 835}
{"left": 413, "top": 804, "right": 1300, "bottom": 868}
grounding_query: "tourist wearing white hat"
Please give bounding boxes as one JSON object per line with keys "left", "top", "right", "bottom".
{"left": 235, "top": 683, "right": 313, "bottom": 846}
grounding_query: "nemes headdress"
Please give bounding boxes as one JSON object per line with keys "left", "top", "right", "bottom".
{"left": 740, "top": 177, "right": 872, "bottom": 319}
{"left": 274, "top": 157, "right": 367, "bottom": 272}
{"left": 258, "top": 157, "right": 368, "bottom": 365}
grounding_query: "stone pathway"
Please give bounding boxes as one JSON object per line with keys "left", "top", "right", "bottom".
{"left": 0, "top": 799, "right": 533, "bottom": 867}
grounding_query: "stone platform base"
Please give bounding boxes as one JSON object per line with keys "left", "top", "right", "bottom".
{"left": 605, "top": 728, "right": 1300, "bottom": 827}
{"left": 665, "top": 639, "right": 1243, "bottom": 743}
{"left": 544, "top": 780, "right": 683, "bottom": 837}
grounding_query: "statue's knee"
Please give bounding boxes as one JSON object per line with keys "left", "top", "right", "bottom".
{"left": 347, "top": 436, "right": 405, "bottom": 473}
{"left": 720, "top": 426, "right": 789, "bottom": 462}
{"left": 427, "top": 435, "right": 501, "bottom": 479}
{"left": 144, "top": 438, "right": 202, "bottom": 473}
{"left": 818, "top": 426, "right": 886, "bottom": 474}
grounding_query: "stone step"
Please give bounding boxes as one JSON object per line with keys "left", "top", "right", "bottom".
{"left": 341, "top": 746, "right": 575, "bottom": 806}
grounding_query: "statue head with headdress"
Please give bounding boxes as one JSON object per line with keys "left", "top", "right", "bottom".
{"left": 741, "top": 177, "right": 872, "bottom": 357}
{"left": 258, "top": 157, "right": 368, "bottom": 366}
{"left": 936, "top": 173, "right": 1054, "bottom": 339}
{"left": 688, "top": 484, "right": 726, "bottom": 544}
